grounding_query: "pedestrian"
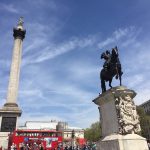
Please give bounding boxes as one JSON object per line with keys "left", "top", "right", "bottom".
{"left": 33, "top": 142, "right": 38, "bottom": 150}
{"left": 64, "top": 145, "right": 68, "bottom": 150}
{"left": 39, "top": 143, "right": 44, "bottom": 150}
{"left": 69, "top": 146, "right": 72, "bottom": 150}
{"left": 92, "top": 143, "right": 96, "bottom": 150}
{"left": 25, "top": 144, "right": 31, "bottom": 150}
{"left": 148, "top": 141, "right": 150, "bottom": 150}
{"left": 11, "top": 143, "right": 15, "bottom": 150}
{"left": 20, "top": 143, "right": 24, "bottom": 150}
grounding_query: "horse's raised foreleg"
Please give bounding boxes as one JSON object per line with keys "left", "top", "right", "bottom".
{"left": 101, "top": 79, "right": 106, "bottom": 93}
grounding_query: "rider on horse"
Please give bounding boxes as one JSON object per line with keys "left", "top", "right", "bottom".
{"left": 101, "top": 47, "right": 122, "bottom": 74}
{"left": 101, "top": 50, "right": 111, "bottom": 71}
{"left": 100, "top": 46, "right": 123, "bottom": 93}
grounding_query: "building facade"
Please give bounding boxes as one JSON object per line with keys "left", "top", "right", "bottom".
{"left": 20, "top": 120, "right": 58, "bottom": 130}
{"left": 140, "top": 100, "right": 150, "bottom": 140}
{"left": 19, "top": 120, "right": 85, "bottom": 146}
{"left": 140, "top": 99, "right": 150, "bottom": 115}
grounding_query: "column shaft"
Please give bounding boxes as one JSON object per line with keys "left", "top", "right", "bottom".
{"left": 6, "top": 38, "right": 23, "bottom": 104}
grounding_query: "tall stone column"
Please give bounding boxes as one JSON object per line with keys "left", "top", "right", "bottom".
{"left": 6, "top": 32, "right": 24, "bottom": 106}
{"left": 93, "top": 86, "right": 149, "bottom": 150}
{"left": 0, "top": 18, "right": 26, "bottom": 149}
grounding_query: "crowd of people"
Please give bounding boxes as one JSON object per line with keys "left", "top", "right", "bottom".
{"left": 63, "top": 143, "right": 96, "bottom": 150}
{"left": 10, "top": 142, "right": 44, "bottom": 150}
{"left": 8, "top": 141, "right": 150, "bottom": 150}
{"left": 10, "top": 143, "right": 96, "bottom": 150}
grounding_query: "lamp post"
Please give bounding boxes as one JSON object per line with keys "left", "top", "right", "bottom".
{"left": 71, "top": 129, "right": 75, "bottom": 149}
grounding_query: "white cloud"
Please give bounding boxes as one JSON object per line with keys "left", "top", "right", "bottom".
{"left": 0, "top": 3, "right": 19, "bottom": 13}
{"left": 97, "top": 26, "right": 141, "bottom": 49}
{"left": 124, "top": 74, "right": 144, "bottom": 88}
{"left": 28, "top": 0, "right": 58, "bottom": 11}
{"left": 0, "top": 59, "right": 11, "bottom": 67}
{"left": 22, "top": 36, "right": 96, "bottom": 65}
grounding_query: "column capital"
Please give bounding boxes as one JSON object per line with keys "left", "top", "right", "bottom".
{"left": 13, "top": 28, "right": 26, "bottom": 40}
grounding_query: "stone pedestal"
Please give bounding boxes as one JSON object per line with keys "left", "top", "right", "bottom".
{"left": 0, "top": 103, "right": 22, "bottom": 132}
{"left": 0, "top": 103, "right": 22, "bottom": 149}
{"left": 0, "top": 132, "right": 10, "bottom": 149}
{"left": 96, "top": 134, "right": 148, "bottom": 150}
{"left": 93, "top": 86, "right": 148, "bottom": 150}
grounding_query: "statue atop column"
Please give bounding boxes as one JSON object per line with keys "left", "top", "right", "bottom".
{"left": 18, "top": 17, "right": 24, "bottom": 26}
{"left": 100, "top": 46, "right": 123, "bottom": 93}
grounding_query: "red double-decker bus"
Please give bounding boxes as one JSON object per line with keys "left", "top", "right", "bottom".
{"left": 8, "top": 129, "right": 63, "bottom": 150}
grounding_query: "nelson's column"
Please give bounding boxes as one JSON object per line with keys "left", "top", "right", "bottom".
{"left": 0, "top": 18, "right": 26, "bottom": 148}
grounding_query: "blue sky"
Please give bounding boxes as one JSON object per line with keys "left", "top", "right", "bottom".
{"left": 0, "top": 0, "right": 150, "bottom": 128}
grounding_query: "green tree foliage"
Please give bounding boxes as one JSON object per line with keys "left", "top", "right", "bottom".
{"left": 137, "top": 106, "right": 150, "bottom": 138}
{"left": 84, "top": 121, "right": 101, "bottom": 142}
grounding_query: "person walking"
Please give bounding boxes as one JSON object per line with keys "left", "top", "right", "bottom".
{"left": 148, "top": 141, "right": 150, "bottom": 150}
{"left": 11, "top": 143, "right": 15, "bottom": 150}
{"left": 20, "top": 143, "right": 24, "bottom": 150}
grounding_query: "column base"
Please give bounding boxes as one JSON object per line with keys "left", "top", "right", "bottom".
{"left": 0, "top": 132, "right": 10, "bottom": 149}
{"left": 96, "top": 134, "right": 149, "bottom": 150}
{"left": 1, "top": 103, "right": 21, "bottom": 113}
{"left": 0, "top": 103, "right": 22, "bottom": 132}
{"left": 0, "top": 103, "right": 22, "bottom": 149}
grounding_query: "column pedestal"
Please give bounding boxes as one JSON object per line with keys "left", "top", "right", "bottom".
{"left": 0, "top": 103, "right": 22, "bottom": 132}
{"left": 0, "top": 103, "right": 22, "bottom": 149}
{"left": 93, "top": 86, "right": 148, "bottom": 150}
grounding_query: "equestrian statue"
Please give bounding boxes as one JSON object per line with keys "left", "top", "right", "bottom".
{"left": 100, "top": 46, "right": 123, "bottom": 93}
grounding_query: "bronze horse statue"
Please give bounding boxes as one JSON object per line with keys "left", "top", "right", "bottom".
{"left": 100, "top": 46, "right": 123, "bottom": 93}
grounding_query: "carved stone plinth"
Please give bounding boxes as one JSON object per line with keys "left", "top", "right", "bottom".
{"left": 0, "top": 103, "right": 22, "bottom": 149}
{"left": 93, "top": 86, "right": 148, "bottom": 150}
{"left": 0, "top": 103, "right": 22, "bottom": 132}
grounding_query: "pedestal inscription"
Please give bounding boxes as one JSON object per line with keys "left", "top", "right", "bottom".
{"left": 1, "top": 117, "right": 16, "bottom": 132}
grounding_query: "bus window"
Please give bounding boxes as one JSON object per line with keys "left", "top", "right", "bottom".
{"left": 57, "top": 133, "right": 62, "bottom": 137}
{"left": 52, "top": 133, "right": 56, "bottom": 137}
{"left": 35, "top": 132, "right": 39, "bottom": 136}
{"left": 39, "top": 133, "right": 42, "bottom": 136}
{"left": 49, "top": 132, "right": 52, "bottom": 136}
{"left": 42, "top": 132, "right": 49, "bottom": 136}
{"left": 27, "top": 132, "right": 30, "bottom": 136}
{"left": 17, "top": 132, "right": 23, "bottom": 136}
